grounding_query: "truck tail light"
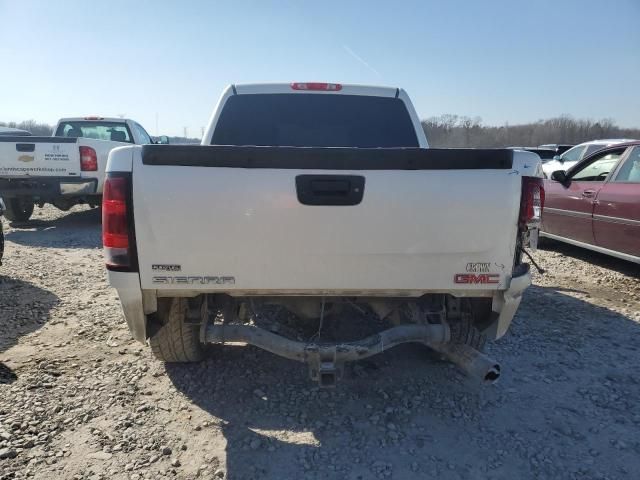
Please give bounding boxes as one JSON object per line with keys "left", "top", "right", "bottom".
{"left": 519, "top": 177, "right": 545, "bottom": 227}
{"left": 102, "top": 173, "right": 136, "bottom": 271}
{"left": 79, "top": 146, "right": 98, "bottom": 171}
{"left": 290, "top": 82, "right": 342, "bottom": 91}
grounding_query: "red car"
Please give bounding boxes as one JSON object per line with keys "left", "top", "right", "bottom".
{"left": 541, "top": 141, "right": 640, "bottom": 263}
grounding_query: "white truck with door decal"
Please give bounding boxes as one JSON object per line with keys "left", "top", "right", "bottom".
{"left": 105, "top": 83, "right": 544, "bottom": 386}
{"left": 0, "top": 117, "right": 161, "bottom": 221}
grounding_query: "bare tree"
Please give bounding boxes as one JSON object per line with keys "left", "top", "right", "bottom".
{"left": 422, "top": 114, "right": 640, "bottom": 148}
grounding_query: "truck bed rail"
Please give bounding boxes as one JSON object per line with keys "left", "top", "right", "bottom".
{"left": 141, "top": 145, "right": 514, "bottom": 170}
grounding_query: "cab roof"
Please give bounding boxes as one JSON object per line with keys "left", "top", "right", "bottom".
{"left": 56, "top": 117, "right": 130, "bottom": 123}
{"left": 232, "top": 82, "right": 401, "bottom": 98}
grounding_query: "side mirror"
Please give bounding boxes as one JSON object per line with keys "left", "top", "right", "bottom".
{"left": 551, "top": 170, "right": 569, "bottom": 185}
{"left": 157, "top": 135, "right": 169, "bottom": 145}
{"left": 553, "top": 155, "right": 561, "bottom": 161}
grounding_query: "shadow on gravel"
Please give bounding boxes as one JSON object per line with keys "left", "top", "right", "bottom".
{"left": 539, "top": 240, "right": 640, "bottom": 278}
{"left": 0, "top": 276, "right": 60, "bottom": 361}
{"left": 5, "top": 207, "right": 101, "bottom": 249}
{"left": 0, "top": 362, "right": 18, "bottom": 384}
{"left": 164, "top": 286, "right": 640, "bottom": 480}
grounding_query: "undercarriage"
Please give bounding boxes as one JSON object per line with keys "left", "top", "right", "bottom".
{"left": 149, "top": 293, "right": 502, "bottom": 387}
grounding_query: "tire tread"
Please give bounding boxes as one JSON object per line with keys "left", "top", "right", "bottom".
{"left": 4, "top": 198, "right": 34, "bottom": 222}
{"left": 149, "top": 298, "right": 203, "bottom": 363}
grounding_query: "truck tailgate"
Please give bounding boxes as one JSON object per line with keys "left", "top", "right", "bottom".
{"left": 0, "top": 137, "right": 81, "bottom": 177}
{"left": 133, "top": 146, "right": 521, "bottom": 293}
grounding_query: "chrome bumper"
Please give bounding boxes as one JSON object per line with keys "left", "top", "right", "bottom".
{"left": 0, "top": 176, "right": 97, "bottom": 197}
{"left": 60, "top": 180, "right": 97, "bottom": 195}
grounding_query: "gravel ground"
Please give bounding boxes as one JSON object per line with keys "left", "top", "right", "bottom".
{"left": 1, "top": 205, "right": 639, "bottom": 480}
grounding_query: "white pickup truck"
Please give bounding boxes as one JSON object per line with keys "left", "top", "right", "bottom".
{"left": 105, "top": 83, "right": 544, "bottom": 386}
{"left": 0, "top": 116, "right": 162, "bottom": 221}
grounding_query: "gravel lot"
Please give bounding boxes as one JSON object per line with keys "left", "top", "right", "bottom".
{"left": 1, "top": 205, "right": 639, "bottom": 480}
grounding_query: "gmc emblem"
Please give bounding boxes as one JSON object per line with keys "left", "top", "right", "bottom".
{"left": 454, "top": 273, "right": 500, "bottom": 284}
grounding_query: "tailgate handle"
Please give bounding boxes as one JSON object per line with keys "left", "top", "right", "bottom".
{"left": 16, "top": 143, "right": 35, "bottom": 152}
{"left": 311, "top": 179, "right": 350, "bottom": 195}
{"left": 296, "top": 175, "right": 365, "bottom": 206}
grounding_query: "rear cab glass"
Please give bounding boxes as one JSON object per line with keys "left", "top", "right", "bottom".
{"left": 211, "top": 94, "right": 419, "bottom": 148}
{"left": 55, "top": 121, "right": 133, "bottom": 143}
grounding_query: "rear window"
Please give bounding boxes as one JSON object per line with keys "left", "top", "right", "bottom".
{"left": 55, "top": 121, "right": 133, "bottom": 143}
{"left": 211, "top": 94, "right": 419, "bottom": 148}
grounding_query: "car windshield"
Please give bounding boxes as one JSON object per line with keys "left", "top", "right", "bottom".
{"left": 560, "top": 145, "right": 586, "bottom": 162}
{"left": 583, "top": 143, "right": 606, "bottom": 157}
{"left": 211, "top": 94, "right": 419, "bottom": 148}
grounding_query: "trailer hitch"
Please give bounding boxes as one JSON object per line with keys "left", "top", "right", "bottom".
{"left": 204, "top": 323, "right": 501, "bottom": 386}
{"left": 206, "top": 323, "right": 447, "bottom": 386}
{"left": 305, "top": 345, "right": 343, "bottom": 388}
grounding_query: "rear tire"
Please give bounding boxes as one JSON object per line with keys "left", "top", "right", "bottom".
{"left": 449, "top": 317, "right": 486, "bottom": 352}
{"left": 3, "top": 198, "right": 34, "bottom": 222}
{"left": 149, "top": 297, "right": 204, "bottom": 362}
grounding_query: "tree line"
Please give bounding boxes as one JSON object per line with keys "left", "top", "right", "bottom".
{"left": 0, "top": 120, "right": 54, "bottom": 136}
{"left": 0, "top": 120, "right": 200, "bottom": 144}
{"left": 3, "top": 115, "right": 639, "bottom": 148}
{"left": 422, "top": 115, "right": 640, "bottom": 148}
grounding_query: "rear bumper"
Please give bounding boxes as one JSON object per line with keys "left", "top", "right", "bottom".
{"left": 0, "top": 176, "right": 98, "bottom": 198}
{"left": 108, "top": 270, "right": 147, "bottom": 343}
{"left": 487, "top": 264, "right": 532, "bottom": 340}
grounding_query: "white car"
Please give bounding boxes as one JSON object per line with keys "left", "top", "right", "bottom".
{"left": 105, "top": 82, "right": 544, "bottom": 386}
{"left": 542, "top": 139, "right": 636, "bottom": 178}
{"left": 0, "top": 116, "right": 164, "bottom": 222}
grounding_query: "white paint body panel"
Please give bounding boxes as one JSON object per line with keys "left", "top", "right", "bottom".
{"left": 130, "top": 151, "right": 536, "bottom": 293}
{"left": 0, "top": 137, "right": 128, "bottom": 194}
{"left": 0, "top": 139, "right": 83, "bottom": 178}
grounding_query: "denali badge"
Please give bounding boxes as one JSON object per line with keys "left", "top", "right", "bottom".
{"left": 454, "top": 273, "right": 500, "bottom": 284}
{"left": 152, "top": 264, "right": 181, "bottom": 271}
{"left": 152, "top": 276, "right": 235, "bottom": 285}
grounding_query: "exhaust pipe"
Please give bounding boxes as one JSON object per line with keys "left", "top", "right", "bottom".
{"left": 433, "top": 343, "right": 501, "bottom": 384}
{"left": 204, "top": 323, "right": 500, "bottom": 385}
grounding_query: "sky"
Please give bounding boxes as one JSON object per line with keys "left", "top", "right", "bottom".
{"left": 1, "top": 0, "right": 639, "bottom": 137}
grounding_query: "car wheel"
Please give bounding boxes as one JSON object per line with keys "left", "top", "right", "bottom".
{"left": 149, "top": 297, "right": 205, "bottom": 362}
{"left": 3, "top": 198, "right": 34, "bottom": 222}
